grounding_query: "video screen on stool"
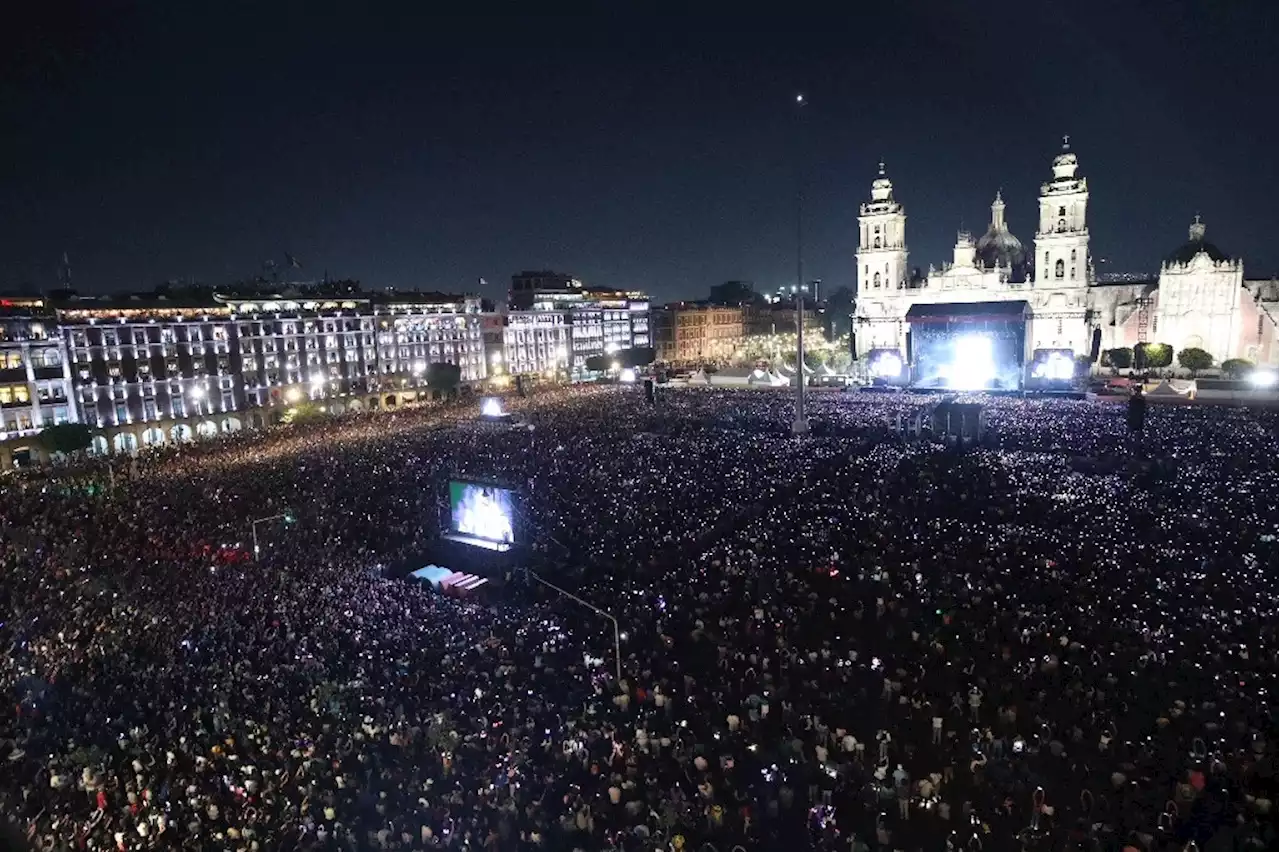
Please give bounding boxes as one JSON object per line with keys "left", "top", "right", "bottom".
{"left": 448, "top": 481, "right": 516, "bottom": 546}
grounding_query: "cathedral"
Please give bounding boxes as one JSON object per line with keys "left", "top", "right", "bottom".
{"left": 853, "top": 140, "right": 1279, "bottom": 371}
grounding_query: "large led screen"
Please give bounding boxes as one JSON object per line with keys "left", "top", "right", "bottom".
{"left": 448, "top": 481, "right": 516, "bottom": 546}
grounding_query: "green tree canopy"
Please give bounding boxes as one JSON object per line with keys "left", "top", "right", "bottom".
{"left": 1220, "top": 358, "right": 1255, "bottom": 379}
{"left": 38, "top": 423, "right": 94, "bottom": 455}
{"left": 425, "top": 362, "right": 462, "bottom": 390}
{"left": 1177, "top": 347, "right": 1214, "bottom": 374}
{"left": 1139, "top": 342, "right": 1173, "bottom": 368}
{"left": 282, "top": 403, "right": 331, "bottom": 425}
{"left": 1103, "top": 347, "right": 1133, "bottom": 369}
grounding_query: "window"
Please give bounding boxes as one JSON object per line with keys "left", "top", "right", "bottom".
{"left": 2, "top": 351, "right": 21, "bottom": 369}
{"left": 1070, "top": 267, "right": 1076, "bottom": 279}
{"left": 873, "top": 272, "right": 882, "bottom": 288}
{"left": 1057, "top": 219, "right": 1066, "bottom": 232}
{"left": 1044, "top": 252, "right": 1049, "bottom": 270}
{"left": 1058, "top": 206, "right": 1066, "bottom": 217}
{"left": 0, "top": 385, "right": 30, "bottom": 404}
{"left": 1054, "top": 259, "right": 1065, "bottom": 279}
{"left": 874, "top": 237, "right": 881, "bottom": 248}
{"left": 1057, "top": 318, "right": 1064, "bottom": 334}
{"left": 42, "top": 349, "right": 61, "bottom": 367}
{"left": 1070, "top": 249, "right": 1077, "bottom": 263}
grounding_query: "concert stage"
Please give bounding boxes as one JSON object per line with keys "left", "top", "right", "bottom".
{"left": 859, "top": 385, "right": 1086, "bottom": 400}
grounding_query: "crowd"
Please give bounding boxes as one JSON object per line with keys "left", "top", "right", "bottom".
{"left": 0, "top": 386, "right": 1275, "bottom": 852}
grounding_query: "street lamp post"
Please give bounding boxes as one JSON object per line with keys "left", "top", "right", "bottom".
{"left": 251, "top": 512, "right": 293, "bottom": 560}
{"left": 792, "top": 93, "right": 809, "bottom": 436}
{"left": 525, "top": 569, "right": 622, "bottom": 684}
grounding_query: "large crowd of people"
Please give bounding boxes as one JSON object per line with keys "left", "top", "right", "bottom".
{"left": 0, "top": 386, "right": 1275, "bottom": 852}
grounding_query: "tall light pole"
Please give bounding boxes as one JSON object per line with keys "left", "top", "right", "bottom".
{"left": 525, "top": 568, "right": 623, "bottom": 684}
{"left": 792, "top": 93, "right": 809, "bottom": 436}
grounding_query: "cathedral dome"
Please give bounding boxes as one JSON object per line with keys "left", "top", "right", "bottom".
{"left": 1165, "top": 216, "right": 1230, "bottom": 265}
{"left": 974, "top": 191, "right": 1028, "bottom": 280}
{"left": 976, "top": 228, "right": 1026, "bottom": 269}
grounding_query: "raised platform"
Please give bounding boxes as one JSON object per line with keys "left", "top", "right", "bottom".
{"left": 859, "top": 385, "right": 1086, "bottom": 400}
{"left": 442, "top": 531, "right": 513, "bottom": 552}
{"left": 409, "top": 564, "right": 491, "bottom": 595}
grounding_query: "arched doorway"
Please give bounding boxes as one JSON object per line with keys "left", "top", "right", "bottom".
{"left": 91, "top": 435, "right": 109, "bottom": 455}
{"left": 384, "top": 395, "right": 397, "bottom": 408}
{"left": 170, "top": 424, "right": 193, "bottom": 443}
{"left": 221, "top": 417, "right": 242, "bottom": 433}
{"left": 112, "top": 432, "right": 139, "bottom": 455}
{"left": 347, "top": 398, "right": 364, "bottom": 412}
{"left": 141, "top": 427, "right": 165, "bottom": 447}
{"left": 196, "top": 421, "right": 218, "bottom": 439}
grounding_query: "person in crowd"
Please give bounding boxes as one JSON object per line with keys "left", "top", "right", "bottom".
{"left": 0, "top": 385, "right": 1275, "bottom": 852}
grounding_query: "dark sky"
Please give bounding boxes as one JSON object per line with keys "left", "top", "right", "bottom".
{"left": 1, "top": 1, "right": 1275, "bottom": 304}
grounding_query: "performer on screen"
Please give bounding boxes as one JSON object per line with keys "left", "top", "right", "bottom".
{"left": 459, "top": 487, "right": 513, "bottom": 543}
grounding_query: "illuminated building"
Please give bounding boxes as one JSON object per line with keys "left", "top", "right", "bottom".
{"left": 0, "top": 287, "right": 486, "bottom": 466}
{"left": 502, "top": 310, "right": 571, "bottom": 377}
{"left": 507, "top": 272, "right": 649, "bottom": 373}
{"left": 854, "top": 142, "right": 1279, "bottom": 370}
{"left": 0, "top": 298, "right": 76, "bottom": 461}
{"left": 652, "top": 303, "right": 745, "bottom": 364}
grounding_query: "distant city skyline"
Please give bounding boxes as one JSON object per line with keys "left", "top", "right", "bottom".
{"left": 1, "top": 3, "right": 1275, "bottom": 303}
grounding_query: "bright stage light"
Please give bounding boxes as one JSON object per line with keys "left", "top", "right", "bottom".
{"left": 948, "top": 334, "right": 996, "bottom": 389}
{"left": 868, "top": 351, "right": 903, "bottom": 378}
{"left": 480, "top": 397, "right": 503, "bottom": 417}
{"left": 1249, "top": 370, "right": 1277, "bottom": 387}
{"left": 619, "top": 368, "right": 637, "bottom": 383}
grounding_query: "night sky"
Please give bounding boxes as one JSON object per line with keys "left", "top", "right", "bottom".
{"left": 1, "top": 1, "right": 1275, "bottom": 303}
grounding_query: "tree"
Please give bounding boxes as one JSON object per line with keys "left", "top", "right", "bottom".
{"left": 1177, "top": 347, "right": 1214, "bottom": 375}
{"left": 38, "top": 423, "right": 94, "bottom": 455}
{"left": 1220, "top": 358, "right": 1255, "bottom": 380}
{"left": 425, "top": 362, "right": 462, "bottom": 391}
{"left": 1102, "top": 347, "right": 1133, "bottom": 369}
{"left": 826, "top": 350, "right": 854, "bottom": 374}
{"left": 1139, "top": 343, "right": 1173, "bottom": 369}
{"left": 620, "top": 347, "right": 656, "bottom": 368}
{"left": 282, "top": 403, "right": 331, "bottom": 425}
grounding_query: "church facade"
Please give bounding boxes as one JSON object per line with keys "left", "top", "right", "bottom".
{"left": 853, "top": 141, "right": 1279, "bottom": 370}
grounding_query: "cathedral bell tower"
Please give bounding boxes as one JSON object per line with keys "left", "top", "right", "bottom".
{"left": 856, "top": 162, "right": 909, "bottom": 293}
{"left": 1033, "top": 136, "right": 1090, "bottom": 286}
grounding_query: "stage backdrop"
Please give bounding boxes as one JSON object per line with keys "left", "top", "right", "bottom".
{"left": 906, "top": 301, "right": 1028, "bottom": 390}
